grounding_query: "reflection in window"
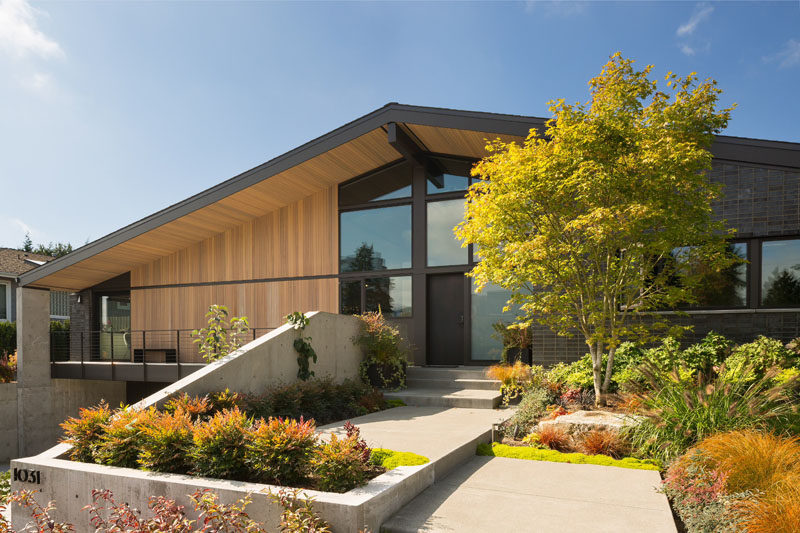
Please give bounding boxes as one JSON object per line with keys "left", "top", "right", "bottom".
{"left": 471, "top": 280, "right": 515, "bottom": 361}
{"left": 339, "top": 162, "right": 412, "bottom": 206}
{"left": 366, "top": 276, "right": 412, "bottom": 317}
{"left": 340, "top": 280, "right": 362, "bottom": 315}
{"left": 762, "top": 239, "right": 800, "bottom": 307}
{"left": 427, "top": 174, "right": 470, "bottom": 194}
{"left": 672, "top": 243, "right": 748, "bottom": 308}
{"left": 427, "top": 199, "right": 468, "bottom": 267}
{"left": 340, "top": 206, "right": 412, "bottom": 272}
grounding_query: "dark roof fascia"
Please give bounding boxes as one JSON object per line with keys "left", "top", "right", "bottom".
{"left": 18, "top": 104, "right": 548, "bottom": 288}
{"left": 19, "top": 103, "right": 800, "bottom": 288}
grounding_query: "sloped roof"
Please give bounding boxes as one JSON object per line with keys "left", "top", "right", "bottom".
{"left": 18, "top": 103, "right": 800, "bottom": 291}
{"left": 0, "top": 248, "right": 54, "bottom": 277}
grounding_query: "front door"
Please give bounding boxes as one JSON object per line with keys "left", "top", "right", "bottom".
{"left": 427, "top": 274, "right": 465, "bottom": 365}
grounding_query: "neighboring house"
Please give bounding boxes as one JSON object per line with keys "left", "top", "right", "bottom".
{"left": 0, "top": 248, "right": 70, "bottom": 322}
{"left": 14, "top": 103, "right": 800, "bottom": 384}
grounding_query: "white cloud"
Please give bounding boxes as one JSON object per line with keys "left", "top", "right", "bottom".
{"left": 764, "top": 39, "right": 800, "bottom": 69}
{"left": 20, "top": 71, "right": 51, "bottom": 91}
{"left": 0, "top": 0, "right": 63, "bottom": 60}
{"left": 677, "top": 2, "right": 714, "bottom": 37}
{"left": 680, "top": 44, "right": 695, "bottom": 56}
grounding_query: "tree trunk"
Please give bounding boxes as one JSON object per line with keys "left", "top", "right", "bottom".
{"left": 589, "top": 341, "right": 605, "bottom": 406}
{"left": 602, "top": 344, "right": 617, "bottom": 395}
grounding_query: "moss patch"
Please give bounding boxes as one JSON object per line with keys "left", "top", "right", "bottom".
{"left": 477, "top": 442, "right": 661, "bottom": 471}
{"left": 370, "top": 448, "right": 429, "bottom": 470}
{"left": 385, "top": 399, "right": 406, "bottom": 409}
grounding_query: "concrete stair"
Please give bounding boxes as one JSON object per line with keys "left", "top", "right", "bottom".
{"left": 385, "top": 367, "right": 502, "bottom": 409}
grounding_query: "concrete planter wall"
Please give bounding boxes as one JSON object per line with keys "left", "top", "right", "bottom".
{"left": 0, "top": 382, "right": 18, "bottom": 462}
{"left": 10, "top": 452, "right": 433, "bottom": 532}
{"left": 12, "top": 311, "right": 392, "bottom": 530}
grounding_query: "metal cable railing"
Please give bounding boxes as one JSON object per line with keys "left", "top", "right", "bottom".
{"left": 50, "top": 327, "right": 276, "bottom": 366}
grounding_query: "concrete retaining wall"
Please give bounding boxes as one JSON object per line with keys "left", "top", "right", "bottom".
{"left": 132, "top": 311, "right": 362, "bottom": 409}
{"left": 0, "top": 382, "right": 18, "bottom": 462}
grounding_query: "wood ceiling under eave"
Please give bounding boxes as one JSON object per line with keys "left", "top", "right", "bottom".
{"left": 27, "top": 123, "right": 530, "bottom": 292}
{"left": 29, "top": 127, "right": 401, "bottom": 291}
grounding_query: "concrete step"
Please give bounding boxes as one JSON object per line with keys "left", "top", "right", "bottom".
{"left": 407, "top": 366, "right": 490, "bottom": 380}
{"left": 384, "top": 388, "right": 501, "bottom": 409}
{"left": 406, "top": 377, "right": 501, "bottom": 391}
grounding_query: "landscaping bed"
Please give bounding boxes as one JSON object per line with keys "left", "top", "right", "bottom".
{"left": 486, "top": 332, "right": 800, "bottom": 532}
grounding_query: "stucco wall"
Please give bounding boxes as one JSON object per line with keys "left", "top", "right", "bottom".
{"left": 0, "top": 382, "right": 18, "bottom": 462}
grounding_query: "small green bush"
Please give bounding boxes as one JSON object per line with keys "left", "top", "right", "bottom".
{"left": 247, "top": 417, "right": 318, "bottom": 485}
{"left": 190, "top": 407, "right": 254, "bottom": 481}
{"left": 370, "top": 449, "right": 429, "bottom": 470}
{"left": 0, "top": 470, "right": 9, "bottom": 505}
{"left": 138, "top": 409, "right": 194, "bottom": 473}
{"left": 724, "top": 336, "right": 798, "bottom": 383}
{"left": 477, "top": 442, "right": 660, "bottom": 470}
{"left": 0, "top": 321, "right": 15, "bottom": 357}
{"left": 59, "top": 401, "right": 112, "bottom": 463}
{"left": 506, "top": 387, "right": 551, "bottom": 438}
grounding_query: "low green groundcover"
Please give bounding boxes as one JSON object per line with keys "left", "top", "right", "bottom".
{"left": 370, "top": 449, "right": 429, "bottom": 470}
{"left": 477, "top": 442, "right": 660, "bottom": 471}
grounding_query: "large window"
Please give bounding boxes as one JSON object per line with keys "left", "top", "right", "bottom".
{"left": 339, "top": 162, "right": 412, "bottom": 206}
{"left": 340, "top": 205, "right": 412, "bottom": 272}
{"left": 761, "top": 239, "right": 800, "bottom": 307}
{"left": 427, "top": 198, "right": 468, "bottom": 267}
{"left": 339, "top": 276, "right": 412, "bottom": 318}
{"left": 0, "top": 282, "right": 8, "bottom": 321}
{"left": 671, "top": 242, "right": 748, "bottom": 308}
{"left": 426, "top": 157, "right": 474, "bottom": 195}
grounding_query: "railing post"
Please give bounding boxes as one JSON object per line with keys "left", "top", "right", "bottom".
{"left": 110, "top": 332, "right": 115, "bottom": 381}
{"left": 176, "top": 329, "right": 181, "bottom": 380}
{"left": 80, "top": 331, "right": 85, "bottom": 379}
{"left": 142, "top": 331, "right": 147, "bottom": 382}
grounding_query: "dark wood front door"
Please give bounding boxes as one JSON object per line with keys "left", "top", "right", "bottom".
{"left": 427, "top": 274, "right": 466, "bottom": 365}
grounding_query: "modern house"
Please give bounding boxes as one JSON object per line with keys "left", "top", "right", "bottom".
{"left": 0, "top": 248, "right": 70, "bottom": 323}
{"left": 15, "top": 103, "right": 800, "bottom": 387}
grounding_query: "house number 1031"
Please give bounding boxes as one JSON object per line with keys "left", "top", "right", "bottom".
{"left": 13, "top": 468, "right": 41, "bottom": 484}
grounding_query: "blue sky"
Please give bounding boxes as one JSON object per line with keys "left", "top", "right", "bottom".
{"left": 0, "top": 1, "right": 798, "bottom": 249}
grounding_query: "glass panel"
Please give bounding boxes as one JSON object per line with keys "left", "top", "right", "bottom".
{"left": 427, "top": 174, "right": 470, "bottom": 194}
{"left": 0, "top": 284, "right": 7, "bottom": 320}
{"left": 98, "top": 294, "right": 131, "bottom": 361}
{"left": 340, "top": 280, "right": 362, "bottom": 315}
{"left": 761, "top": 239, "right": 800, "bottom": 307}
{"left": 672, "top": 243, "right": 748, "bottom": 308}
{"left": 340, "top": 206, "right": 412, "bottom": 272}
{"left": 426, "top": 157, "right": 473, "bottom": 195}
{"left": 339, "top": 162, "right": 412, "bottom": 206}
{"left": 471, "top": 280, "right": 515, "bottom": 361}
{"left": 427, "top": 199, "right": 467, "bottom": 266}
{"left": 366, "top": 276, "right": 412, "bottom": 317}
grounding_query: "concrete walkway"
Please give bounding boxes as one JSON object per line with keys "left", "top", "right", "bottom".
{"left": 382, "top": 455, "right": 677, "bottom": 533}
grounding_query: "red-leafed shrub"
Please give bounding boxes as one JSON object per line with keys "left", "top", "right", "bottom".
{"left": 538, "top": 425, "right": 572, "bottom": 452}
{"left": 313, "top": 422, "right": 373, "bottom": 493}
{"left": 578, "top": 429, "right": 630, "bottom": 459}
{"left": 190, "top": 407, "right": 254, "bottom": 481}
{"left": 247, "top": 417, "right": 318, "bottom": 485}
{"left": 59, "top": 401, "right": 112, "bottom": 463}
{"left": 0, "top": 352, "right": 17, "bottom": 383}
{"left": 138, "top": 409, "right": 195, "bottom": 473}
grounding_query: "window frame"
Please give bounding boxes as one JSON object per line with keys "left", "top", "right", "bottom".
{"left": 758, "top": 236, "right": 800, "bottom": 309}
{"left": 0, "top": 281, "right": 9, "bottom": 322}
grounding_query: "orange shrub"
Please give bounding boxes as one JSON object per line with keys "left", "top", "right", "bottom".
{"left": 138, "top": 409, "right": 194, "bottom": 473}
{"left": 578, "top": 429, "right": 630, "bottom": 459}
{"left": 247, "top": 417, "right": 317, "bottom": 485}
{"left": 59, "top": 401, "right": 112, "bottom": 463}
{"left": 190, "top": 407, "right": 254, "bottom": 481}
{"left": 164, "top": 393, "right": 211, "bottom": 419}
{"left": 687, "top": 430, "right": 800, "bottom": 495}
{"left": 736, "top": 476, "right": 800, "bottom": 533}
{"left": 95, "top": 407, "right": 157, "bottom": 468}
{"left": 538, "top": 426, "right": 572, "bottom": 452}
